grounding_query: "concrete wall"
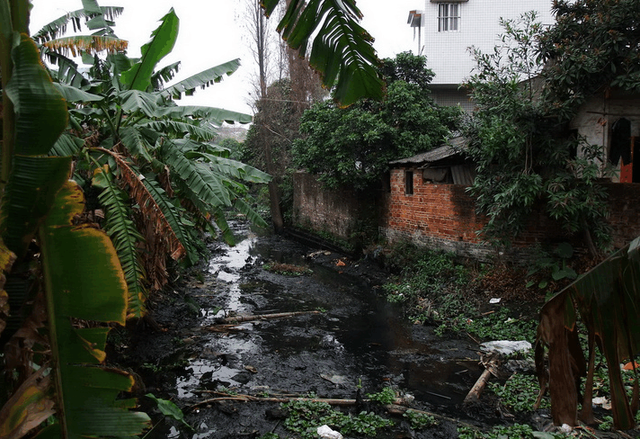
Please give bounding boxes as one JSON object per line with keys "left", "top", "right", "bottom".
{"left": 417, "top": 0, "right": 554, "bottom": 86}
{"left": 570, "top": 90, "right": 640, "bottom": 181}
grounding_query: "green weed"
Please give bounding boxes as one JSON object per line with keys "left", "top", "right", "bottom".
{"left": 366, "top": 386, "right": 397, "bottom": 404}
{"left": 488, "top": 373, "right": 549, "bottom": 413}
{"left": 403, "top": 409, "right": 437, "bottom": 430}
{"left": 282, "top": 400, "right": 393, "bottom": 439}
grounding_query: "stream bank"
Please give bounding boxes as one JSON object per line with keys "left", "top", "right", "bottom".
{"left": 112, "top": 220, "right": 549, "bottom": 438}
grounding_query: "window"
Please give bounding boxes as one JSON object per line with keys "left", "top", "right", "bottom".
{"left": 405, "top": 171, "right": 414, "bottom": 195}
{"left": 438, "top": 3, "right": 459, "bottom": 32}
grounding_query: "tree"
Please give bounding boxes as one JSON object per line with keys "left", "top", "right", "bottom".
{"left": 539, "top": 0, "right": 640, "bottom": 121}
{"left": 40, "top": 6, "right": 270, "bottom": 315}
{"left": 243, "top": 0, "right": 326, "bottom": 232}
{"left": 293, "top": 52, "right": 460, "bottom": 191}
{"left": 463, "top": 11, "right": 610, "bottom": 254}
{"left": 262, "top": 0, "right": 384, "bottom": 107}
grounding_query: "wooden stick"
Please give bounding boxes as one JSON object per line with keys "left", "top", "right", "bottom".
{"left": 210, "top": 310, "right": 321, "bottom": 325}
{"left": 464, "top": 362, "right": 499, "bottom": 404}
{"left": 384, "top": 404, "right": 480, "bottom": 430}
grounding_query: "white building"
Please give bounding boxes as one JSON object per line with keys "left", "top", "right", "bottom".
{"left": 408, "top": 0, "right": 555, "bottom": 111}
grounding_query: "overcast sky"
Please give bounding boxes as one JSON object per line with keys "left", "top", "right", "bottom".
{"left": 30, "top": 0, "right": 420, "bottom": 115}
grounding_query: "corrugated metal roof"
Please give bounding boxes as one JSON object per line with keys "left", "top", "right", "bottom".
{"left": 390, "top": 136, "right": 468, "bottom": 166}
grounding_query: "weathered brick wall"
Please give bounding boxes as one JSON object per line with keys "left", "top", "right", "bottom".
{"left": 380, "top": 168, "right": 640, "bottom": 260}
{"left": 292, "top": 172, "right": 362, "bottom": 240}
{"left": 293, "top": 169, "right": 640, "bottom": 260}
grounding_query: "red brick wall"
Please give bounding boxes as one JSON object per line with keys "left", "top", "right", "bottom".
{"left": 381, "top": 168, "right": 640, "bottom": 259}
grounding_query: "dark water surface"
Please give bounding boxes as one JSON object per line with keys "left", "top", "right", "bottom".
{"left": 142, "top": 222, "right": 485, "bottom": 438}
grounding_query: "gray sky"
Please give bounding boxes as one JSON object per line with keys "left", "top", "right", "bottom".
{"left": 30, "top": 0, "right": 420, "bottom": 115}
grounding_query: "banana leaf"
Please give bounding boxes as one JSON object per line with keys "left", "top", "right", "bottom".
{"left": 120, "top": 8, "right": 178, "bottom": 92}
{"left": 0, "top": 155, "right": 71, "bottom": 258}
{"left": 93, "top": 166, "right": 148, "bottom": 319}
{"left": 38, "top": 180, "right": 150, "bottom": 438}
{"left": 32, "top": 6, "right": 124, "bottom": 43}
{"left": 262, "top": 0, "right": 384, "bottom": 106}
{"left": 160, "top": 58, "right": 241, "bottom": 100}
{"left": 156, "top": 105, "right": 252, "bottom": 125}
{"left": 537, "top": 240, "right": 640, "bottom": 429}
{"left": 4, "top": 34, "right": 68, "bottom": 156}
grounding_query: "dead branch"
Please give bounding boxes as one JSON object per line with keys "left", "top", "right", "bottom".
{"left": 384, "top": 404, "right": 480, "bottom": 430}
{"left": 208, "top": 310, "right": 321, "bottom": 325}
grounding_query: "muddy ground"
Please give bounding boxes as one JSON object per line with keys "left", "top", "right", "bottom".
{"left": 111, "top": 222, "right": 551, "bottom": 438}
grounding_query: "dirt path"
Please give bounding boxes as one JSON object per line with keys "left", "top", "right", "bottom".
{"left": 117, "top": 222, "right": 512, "bottom": 438}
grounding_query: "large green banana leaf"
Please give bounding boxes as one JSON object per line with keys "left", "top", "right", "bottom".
{"left": 157, "top": 105, "right": 252, "bottom": 125}
{"left": 38, "top": 181, "right": 150, "bottom": 438}
{"left": 160, "top": 58, "right": 242, "bottom": 100}
{"left": 4, "top": 34, "right": 68, "bottom": 156}
{"left": 0, "top": 155, "right": 71, "bottom": 258}
{"left": 262, "top": 0, "right": 384, "bottom": 106}
{"left": 120, "top": 8, "right": 178, "bottom": 92}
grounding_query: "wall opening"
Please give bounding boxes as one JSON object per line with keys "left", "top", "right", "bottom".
{"left": 405, "top": 170, "right": 414, "bottom": 195}
{"left": 610, "top": 118, "right": 640, "bottom": 183}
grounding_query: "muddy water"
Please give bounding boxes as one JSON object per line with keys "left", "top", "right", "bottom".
{"left": 141, "top": 222, "right": 485, "bottom": 438}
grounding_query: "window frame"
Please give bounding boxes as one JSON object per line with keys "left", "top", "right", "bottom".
{"left": 438, "top": 3, "right": 460, "bottom": 32}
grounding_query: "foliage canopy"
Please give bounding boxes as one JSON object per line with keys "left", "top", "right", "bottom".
{"left": 293, "top": 52, "right": 461, "bottom": 191}
{"left": 464, "top": 11, "right": 611, "bottom": 252}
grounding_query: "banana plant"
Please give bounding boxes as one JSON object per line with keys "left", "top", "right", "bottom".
{"left": 536, "top": 236, "right": 640, "bottom": 430}
{"left": 39, "top": 5, "right": 270, "bottom": 317}
{"left": 0, "top": 0, "right": 149, "bottom": 437}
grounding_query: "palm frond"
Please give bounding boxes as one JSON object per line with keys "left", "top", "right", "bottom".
{"left": 93, "top": 165, "right": 148, "bottom": 319}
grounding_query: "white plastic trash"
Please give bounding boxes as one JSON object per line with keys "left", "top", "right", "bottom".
{"left": 317, "top": 425, "right": 343, "bottom": 439}
{"left": 480, "top": 340, "right": 532, "bottom": 355}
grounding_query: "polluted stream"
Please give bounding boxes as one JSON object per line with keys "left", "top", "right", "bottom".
{"left": 129, "top": 221, "right": 497, "bottom": 439}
